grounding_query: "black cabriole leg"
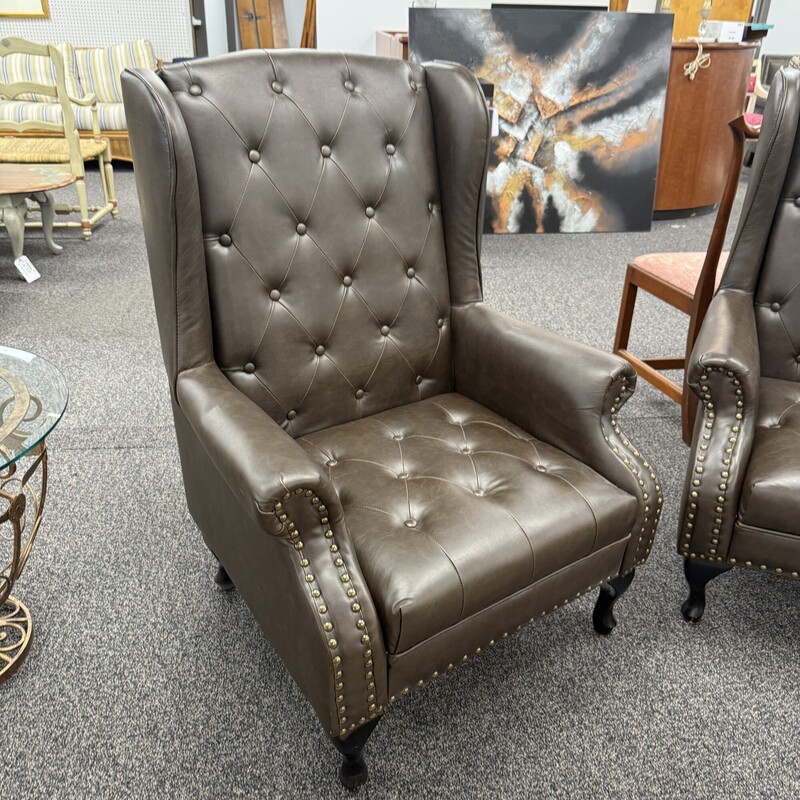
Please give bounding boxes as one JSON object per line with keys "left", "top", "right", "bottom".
{"left": 213, "top": 561, "right": 234, "bottom": 591}
{"left": 331, "top": 717, "right": 381, "bottom": 791}
{"left": 593, "top": 570, "right": 635, "bottom": 635}
{"left": 681, "top": 558, "right": 731, "bottom": 623}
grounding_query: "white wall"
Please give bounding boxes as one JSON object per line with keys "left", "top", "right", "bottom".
{"left": 0, "top": 0, "right": 195, "bottom": 61}
{"left": 205, "top": 0, "right": 230, "bottom": 56}
{"left": 317, "top": 0, "right": 608, "bottom": 55}
{"left": 763, "top": 0, "right": 800, "bottom": 55}
{"left": 285, "top": 0, "right": 306, "bottom": 47}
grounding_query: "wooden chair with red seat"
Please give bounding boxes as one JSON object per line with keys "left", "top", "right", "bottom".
{"left": 613, "top": 115, "right": 760, "bottom": 444}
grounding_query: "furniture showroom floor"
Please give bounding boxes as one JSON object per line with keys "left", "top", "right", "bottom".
{"left": 1, "top": 165, "right": 797, "bottom": 799}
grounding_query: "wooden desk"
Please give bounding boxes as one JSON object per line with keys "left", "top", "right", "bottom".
{"left": 654, "top": 42, "right": 756, "bottom": 217}
{"left": 0, "top": 164, "right": 75, "bottom": 261}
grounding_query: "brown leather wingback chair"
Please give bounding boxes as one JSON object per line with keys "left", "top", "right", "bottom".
{"left": 122, "top": 51, "right": 661, "bottom": 789}
{"left": 679, "top": 68, "right": 800, "bottom": 622}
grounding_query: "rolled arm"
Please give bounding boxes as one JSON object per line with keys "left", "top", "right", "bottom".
{"left": 680, "top": 290, "right": 761, "bottom": 562}
{"left": 176, "top": 361, "right": 337, "bottom": 532}
{"left": 176, "top": 362, "right": 388, "bottom": 736}
{"left": 452, "top": 302, "right": 661, "bottom": 573}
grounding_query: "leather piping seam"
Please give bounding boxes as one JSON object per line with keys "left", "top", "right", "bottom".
{"left": 386, "top": 535, "right": 628, "bottom": 658}
{"left": 600, "top": 373, "right": 662, "bottom": 567}
{"left": 680, "top": 364, "right": 744, "bottom": 561}
{"left": 725, "top": 71, "right": 790, "bottom": 285}
{"left": 128, "top": 70, "right": 181, "bottom": 392}
{"left": 273, "top": 487, "right": 382, "bottom": 737}
{"left": 384, "top": 543, "right": 629, "bottom": 704}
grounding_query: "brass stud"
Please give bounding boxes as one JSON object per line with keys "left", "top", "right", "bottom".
{"left": 323, "top": 622, "right": 333, "bottom": 632}
{"left": 333, "top": 656, "right": 342, "bottom": 666}
{"left": 319, "top": 605, "right": 327, "bottom": 614}
{"left": 351, "top": 602, "right": 361, "bottom": 612}
{"left": 311, "top": 589, "right": 321, "bottom": 598}
{"left": 328, "top": 638, "right": 338, "bottom": 648}
{"left": 305, "top": 574, "right": 315, "bottom": 583}
{"left": 347, "top": 589, "right": 356, "bottom": 598}
{"left": 357, "top": 620, "right": 366, "bottom": 629}
{"left": 300, "top": 558, "right": 309, "bottom": 567}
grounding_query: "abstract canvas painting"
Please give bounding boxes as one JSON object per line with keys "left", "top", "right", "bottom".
{"left": 409, "top": 9, "right": 673, "bottom": 233}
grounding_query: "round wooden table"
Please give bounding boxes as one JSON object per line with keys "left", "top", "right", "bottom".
{"left": 0, "top": 164, "right": 76, "bottom": 260}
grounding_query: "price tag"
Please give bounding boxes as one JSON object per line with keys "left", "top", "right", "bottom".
{"left": 13, "top": 255, "right": 41, "bottom": 283}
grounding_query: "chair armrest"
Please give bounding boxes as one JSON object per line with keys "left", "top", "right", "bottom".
{"left": 452, "top": 302, "right": 661, "bottom": 573}
{"left": 176, "top": 362, "right": 388, "bottom": 735}
{"left": 68, "top": 92, "right": 98, "bottom": 107}
{"left": 68, "top": 92, "right": 101, "bottom": 136}
{"left": 176, "top": 361, "right": 336, "bottom": 531}
{"left": 681, "top": 290, "right": 761, "bottom": 562}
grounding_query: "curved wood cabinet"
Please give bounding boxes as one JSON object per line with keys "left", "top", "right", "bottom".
{"left": 655, "top": 42, "right": 756, "bottom": 216}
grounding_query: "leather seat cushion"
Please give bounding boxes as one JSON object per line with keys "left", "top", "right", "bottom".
{"left": 739, "top": 377, "right": 800, "bottom": 536}
{"left": 299, "top": 393, "right": 638, "bottom": 654}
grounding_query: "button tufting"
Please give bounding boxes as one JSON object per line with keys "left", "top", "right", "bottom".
{"left": 536, "top": 465, "right": 547, "bottom": 472}
{"left": 461, "top": 446, "right": 471, "bottom": 455}
{"left": 355, "top": 388, "right": 365, "bottom": 399}
{"left": 321, "top": 145, "right": 331, "bottom": 157}
{"left": 343, "top": 275, "right": 352, "bottom": 286}
{"left": 365, "top": 206, "right": 375, "bottom": 218}
{"left": 795, "top": 197, "right": 800, "bottom": 207}
{"left": 316, "top": 345, "right": 326, "bottom": 356}
{"left": 287, "top": 409, "right": 297, "bottom": 420}
{"left": 771, "top": 302, "right": 781, "bottom": 311}
{"left": 344, "top": 80, "right": 354, "bottom": 92}
{"left": 327, "top": 459, "right": 338, "bottom": 467}
{"left": 407, "top": 267, "right": 416, "bottom": 278}
{"left": 393, "top": 434, "right": 403, "bottom": 441}
{"left": 269, "top": 289, "right": 281, "bottom": 301}
{"left": 219, "top": 233, "right": 232, "bottom": 247}
{"left": 385, "top": 143, "right": 396, "bottom": 155}
{"left": 397, "top": 472, "right": 408, "bottom": 479}
{"left": 244, "top": 362, "right": 255, "bottom": 374}
{"left": 272, "top": 81, "right": 283, "bottom": 93}
{"left": 474, "top": 489, "right": 486, "bottom": 497}
{"left": 409, "top": 80, "right": 417, "bottom": 91}
{"left": 188, "top": 84, "right": 202, "bottom": 96}
{"left": 296, "top": 222, "right": 307, "bottom": 235}
{"left": 428, "top": 201, "right": 434, "bottom": 212}
{"left": 380, "top": 325, "right": 390, "bottom": 336}
{"left": 437, "top": 318, "right": 444, "bottom": 328}
{"left": 796, "top": 355, "right": 800, "bottom": 363}
{"left": 404, "top": 519, "right": 417, "bottom": 528}
{"left": 415, "top": 375, "right": 423, "bottom": 385}
{"left": 248, "top": 149, "right": 261, "bottom": 163}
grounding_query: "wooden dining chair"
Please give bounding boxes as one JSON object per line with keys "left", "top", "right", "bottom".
{"left": 613, "top": 116, "right": 760, "bottom": 443}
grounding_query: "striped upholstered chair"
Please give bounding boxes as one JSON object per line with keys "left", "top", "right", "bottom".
{"left": 0, "top": 37, "right": 117, "bottom": 239}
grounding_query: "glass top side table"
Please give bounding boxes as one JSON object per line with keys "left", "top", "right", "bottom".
{"left": 0, "top": 345, "right": 68, "bottom": 682}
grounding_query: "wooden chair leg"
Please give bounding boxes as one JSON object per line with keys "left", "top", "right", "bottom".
{"left": 614, "top": 266, "right": 638, "bottom": 354}
{"left": 681, "top": 390, "right": 698, "bottom": 444}
{"left": 75, "top": 177, "right": 91, "bottom": 240}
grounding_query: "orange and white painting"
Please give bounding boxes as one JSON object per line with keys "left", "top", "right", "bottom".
{"left": 410, "top": 9, "right": 673, "bottom": 233}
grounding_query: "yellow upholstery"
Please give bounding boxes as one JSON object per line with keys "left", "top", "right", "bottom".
{"left": 0, "top": 135, "right": 108, "bottom": 163}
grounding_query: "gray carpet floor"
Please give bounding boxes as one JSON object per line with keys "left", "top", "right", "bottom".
{"left": 1, "top": 166, "right": 798, "bottom": 799}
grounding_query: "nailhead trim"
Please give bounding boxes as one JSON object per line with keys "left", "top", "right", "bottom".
{"left": 681, "top": 552, "right": 799, "bottom": 580}
{"left": 680, "top": 366, "right": 742, "bottom": 561}
{"left": 601, "top": 375, "right": 662, "bottom": 566}
{"left": 274, "top": 489, "right": 383, "bottom": 737}
{"left": 386, "top": 570, "right": 621, "bottom": 705}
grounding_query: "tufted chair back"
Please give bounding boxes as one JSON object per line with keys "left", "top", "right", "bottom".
{"left": 128, "top": 51, "right": 489, "bottom": 437}
{"left": 719, "top": 67, "right": 800, "bottom": 380}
